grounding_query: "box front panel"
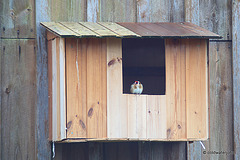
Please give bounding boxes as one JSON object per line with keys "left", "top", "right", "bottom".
{"left": 66, "top": 38, "right": 107, "bottom": 139}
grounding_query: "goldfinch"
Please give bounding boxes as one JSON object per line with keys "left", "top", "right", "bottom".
{"left": 130, "top": 81, "right": 143, "bottom": 94}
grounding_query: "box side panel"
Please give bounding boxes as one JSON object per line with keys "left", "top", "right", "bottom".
{"left": 106, "top": 38, "right": 128, "bottom": 138}
{"left": 186, "top": 39, "right": 208, "bottom": 139}
{"left": 47, "top": 33, "right": 53, "bottom": 141}
{"left": 165, "top": 39, "right": 187, "bottom": 140}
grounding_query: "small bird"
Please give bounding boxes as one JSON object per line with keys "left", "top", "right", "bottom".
{"left": 130, "top": 81, "right": 143, "bottom": 94}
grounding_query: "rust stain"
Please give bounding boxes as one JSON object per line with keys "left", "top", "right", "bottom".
{"left": 108, "top": 58, "right": 116, "bottom": 66}
{"left": 79, "top": 120, "right": 86, "bottom": 130}
{"left": 141, "top": 12, "right": 146, "bottom": 19}
{"left": 67, "top": 121, "right": 72, "bottom": 129}
{"left": 88, "top": 108, "right": 93, "bottom": 117}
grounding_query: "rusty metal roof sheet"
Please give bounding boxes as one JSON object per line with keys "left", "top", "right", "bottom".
{"left": 40, "top": 22, "right": 222, "bottom": 39}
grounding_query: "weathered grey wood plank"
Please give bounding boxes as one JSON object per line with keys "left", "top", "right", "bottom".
{"left": 36, "top": 0, "right": 51, "bottom": 159}
{"left": 137, "top": 0, "right": 184, "bottom": 22}
{"left": 1, "top": 39, "right": 36, "bottom": 160}
{"left": 0, "top": 0, "right": 35, "bottom": 38}
{"left": 49, "top": 0, "right": 86, "bottom": 22}
{"left": 99, "top": 0, "right": 137, "bottom": 22}
{"left": 185, "top": 0, "right": 232, "bottom": 40}
{"left": 232, "top": 0, "right": 240, "bottom": 159}
{"left": 103, "top": 142, "right": 138, "bottom": 160}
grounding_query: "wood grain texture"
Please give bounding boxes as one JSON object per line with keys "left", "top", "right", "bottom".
{"left": 66, "top": 38, "right": 87, "bottom": 138}
{"left": 233, "top": 1, "right": 240, "bottom": 159}
{"left": 127, "top": 94, "right": 147, "bottom": 139}
{"left": 165, "top": 39, "right": 187, "bottom": 140}
{"left": 107, "top": 38, "right": 128, "bottom": 138}
{"left": 99, "top": 0, "right": 137, "bottom": 22}
{"left": 1, "top": 39, "right": 36, "bottom": 160}
{"left": 49, "top": 0, "right": 86, "bottom": 22}
{"left": 147, "top": 95, "right": 166, "bottom": 139}
{"left": 0, "top": 0, "right": 35, "bottom": 38}
{"left": 86, "top": 38, "right": 107, "bottom": 138}
{"left": 137, "top": 0, "right": 184, "bottom": 22}
{"left": 185, "top": 0, "right": 232, "bottom": 40}
{"left": 186, "top": 39, "right": 208, "bottom": 139}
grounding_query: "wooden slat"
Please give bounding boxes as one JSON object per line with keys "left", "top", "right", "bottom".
{"left": 59, "top": 38, "right": 66, "bottom": 140}
{"left": 98, "top": 22, "right": 140, "bottom": 37}
{"left": 66, "top": 38, "right": 87, "bottom": 138}
{"left": 41, "top": 22, "right": 80, "bottom": 37}
{"left": 147, "top": 95, "right": 167, "bottom": 139}
{"left": 233, "top": 1, "right": 240, "bottom": 159}
{"left": 165, "top": 39, "right": 187, "bottom": 140}
{"left": 79, "top": 22, "right": 119, "bottom": 37}
{"left": 0, "top": 0, "right": 35, "bottom": 38}
{"left": 1, "top": 39, "right": 36, "bottom": 160}
{"left": 86, "top": 38, "right": 107, "bottom": 138}
{"left": 60, "top": 22, "right": 99, "bottom": 37}
{"left": 177, "top": 22, "right": 221, "bottom": 38}
{"left": 139, "top": 23, "right": 176, "bottom": 36}
{"left": 99, "top": 0, "right": 136, "bottom": 22}
{"left": 186, "top": 39, "right": 207, "bottom": 139}
{"left": 47, "top": 34, "right": 53, "bottom": 141}
{"left": 51, "top": 38, "right": 58, "bottom": 141}
{"left": 117, "top": 23, "right": 159, "bottom": 37}
{"left": 127, "top": 95, "right": 147, "bottom": 139}
{"left": 107, "top": 38, "right": 128, "bottom": 138}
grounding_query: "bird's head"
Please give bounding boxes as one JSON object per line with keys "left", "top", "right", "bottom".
{"left": 135, "top": 81, "right": 141, "bottom": 84}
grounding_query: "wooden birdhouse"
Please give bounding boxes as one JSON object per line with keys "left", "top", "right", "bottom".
{"left": 41, "top": 22, "right": 221, "bottom": 142}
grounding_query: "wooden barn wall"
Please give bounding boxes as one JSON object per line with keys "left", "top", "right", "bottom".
{"left": 1, "top": 0, "right": 237, "bottom": 159}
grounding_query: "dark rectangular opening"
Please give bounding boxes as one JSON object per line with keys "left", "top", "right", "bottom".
{"left": 122, "top": 38, "right": 165, "bottom": 95}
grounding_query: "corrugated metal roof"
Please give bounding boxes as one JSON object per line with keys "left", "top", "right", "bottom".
{"left": 40, "top": 22, "right": 222, "bottom": 39}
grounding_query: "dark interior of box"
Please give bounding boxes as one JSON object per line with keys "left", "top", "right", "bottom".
{"left": 122, "top": 38, "right": 165, "bottom": 95}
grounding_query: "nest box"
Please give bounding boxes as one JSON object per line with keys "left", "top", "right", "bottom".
{"left": 41, "top": 22, "right": 221, "bottom": 142}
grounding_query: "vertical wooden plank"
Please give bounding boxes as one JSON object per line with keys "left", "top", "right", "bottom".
{"left": 59, "top": 38, "right": 66, "bottom": 140}
{"left": 165, "top": 39, "right": 186, "bottom": 140}
{"left": 86, "top": 38, "right": 107, "bottom": 138}
{"left": 1, "top": 39, "right": 36, "bottom": 160}
{"left": 0, "top": 39, "right": 2, "bottom": 159}
{"left": 205, "top": 42, "right": 233, "bottom": 160}
{"left": 50, "top": 0, "right": 86, "bottom": 22}
{"left": 52, "top": 38, "right": 58, "bottom": 141}
{"left": 127, "top": 95, "right": 147, "bottom": 139}
{"left": 185, "top": 0, "right": 232, "bottom": 40}
{"left": 147, "top": 95, "right": 167, "bottom": 139}
{"left": 66, "top": 38, "right": 87, "bottom": 138}
{"left": 186, "top": 39, "right": 207, "bottom": 139}
{"left": 233, "top": 1, "right": 240, "bottom": 159}
{"left": 104, "top": 142, "right": 138, "bottom": 160}
{"left": 47, "top": 35, "right": 53, "bottom": 141}
{"left": 0, "top": 0, "right": 35, "bottom": 38}
{"left": 99, "top": 0, "right": 137, "bottom": 22}
{"left": 107, "top": 38, "right": 128, "bottom": 138}
{"left": 87, "top": 0, "right": 100, "bottom": 22}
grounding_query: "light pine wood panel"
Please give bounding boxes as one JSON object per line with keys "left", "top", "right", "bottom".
{"left": 186, "top": 39, "right": 208, "bottom": 139}
{"left": 107, "top": 38, "right": 128, "bottom": 138}
{"left": 48, "top": 37, "right": 53, "bottom": 141}
{"left": 147, "top": 95, "right": 167, "bottom": 139}
{"left": 86, "top": 38, "right": 107, "bottom": 138}
{"left": 127, "top": 94, "right": 147, "bottom": 139}
{"left": 66, "top": 38, "right": 87, "bottom": 138}
{"left": 165, "top": 39, "right": 187, "bottom": 140}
